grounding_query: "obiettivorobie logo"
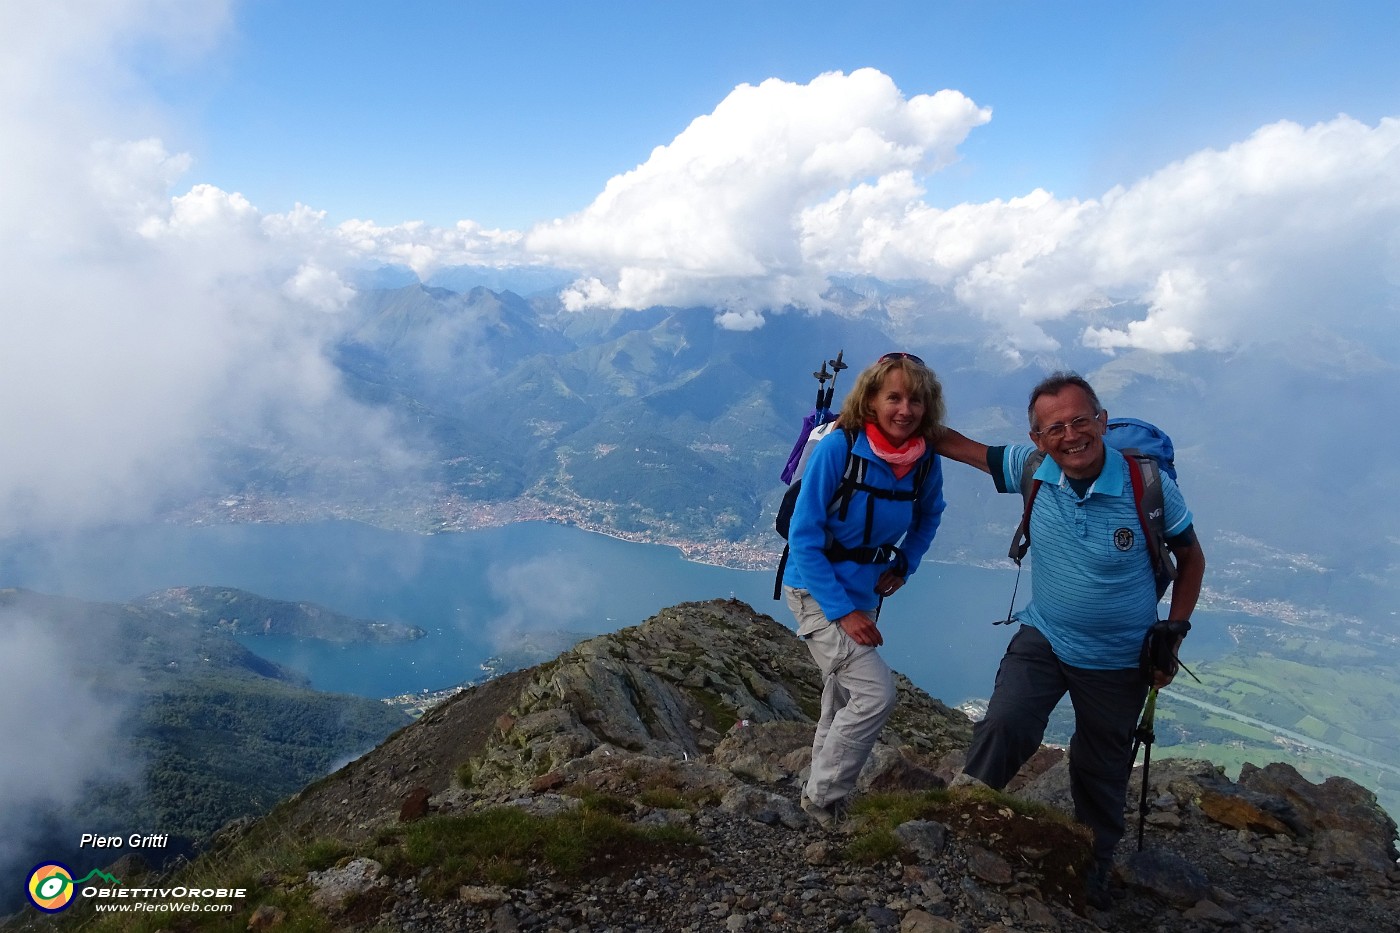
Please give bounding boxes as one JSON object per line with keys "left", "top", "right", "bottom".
{"left": 25, "top": 861, "right": 246, "bottom": 915}
{"left": 26, "top": 863, "right": 121, "bottom": 913}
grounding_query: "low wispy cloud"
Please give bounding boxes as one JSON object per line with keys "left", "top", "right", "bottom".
{"left": 486, "top": 555, "right": 600, "bottom": 650}
{"left": 0, "top": 609, "right": 131, "bottom": 875}
{"left": 0, "top": 1, "right": 414, "bottom": 537}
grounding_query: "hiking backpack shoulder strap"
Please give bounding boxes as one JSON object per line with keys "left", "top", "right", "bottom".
{"left": 837, "top": 430, "right": 933, "bottom": 544}
{"left": 906, "top": 452, "right": 934, "bottom": 531}
{"left": 1008, "top": 450, "right": 1046, "bottom": 565}
{"left": 830, "top": 426, "right": 864, "bottom": 522}
{"left": 1123, "top": 452, "right": 1177, "bottom": 599}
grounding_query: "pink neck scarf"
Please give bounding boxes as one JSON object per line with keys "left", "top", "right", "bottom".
{"left": 864, "top": 423, "right": 926, "bottom": 479}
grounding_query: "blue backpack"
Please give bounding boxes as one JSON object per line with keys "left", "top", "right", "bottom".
{"left": 1104, "top": 417, "right": 1176, "bottom": 481}
{"left": 1010, "top": 418, "right": 1179, "bottom": 600}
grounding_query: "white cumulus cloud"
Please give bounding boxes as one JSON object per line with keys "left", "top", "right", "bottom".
{"left": 527, "top": 68, "right": 992, "bottom": 322}
{"left": 331, "top": 217, "right": 528, "bottom": 279}
{"left": 823, "top": 113, "right": 1400, "bottom": 352}
{"left": 513, "top": 71, "right": 1399, "bottom": 353}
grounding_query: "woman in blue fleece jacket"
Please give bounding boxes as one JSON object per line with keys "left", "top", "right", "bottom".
{"left": 782, "top": 352, "right": 947, "bottom": 828}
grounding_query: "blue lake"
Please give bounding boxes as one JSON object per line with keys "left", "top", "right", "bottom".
{"left": 0, "top": 520, "right": 1238, "bottom": 707}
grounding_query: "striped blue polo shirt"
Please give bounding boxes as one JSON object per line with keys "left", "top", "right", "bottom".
{"left": 993, "top": 444, "right": 1193, "bottom": 670}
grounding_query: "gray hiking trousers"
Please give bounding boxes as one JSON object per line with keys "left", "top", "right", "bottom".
{"left": 962, "top": 625, "right": 1149, "bottom": 861}
{"left": 785, "top": 587, "right": 897, "bottom": 808}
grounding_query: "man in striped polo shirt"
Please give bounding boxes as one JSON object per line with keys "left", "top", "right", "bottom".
{"left": 936, "top": 372, "right": 1206, "bottom": 909}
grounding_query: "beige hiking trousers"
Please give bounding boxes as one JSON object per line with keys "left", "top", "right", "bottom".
{"left": 784, "top": 587, "right": 897, "bottom": 808}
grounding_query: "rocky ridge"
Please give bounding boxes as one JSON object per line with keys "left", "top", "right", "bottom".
{"left": 47, "top": 599, "right": 1400, "bottom": 933}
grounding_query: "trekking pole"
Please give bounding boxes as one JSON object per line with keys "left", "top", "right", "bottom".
{"left": 822, "top": 350, "right": 846, "bottom": 411}
{"left": 812, "top": 359, "right": 832, "bottom": 409}
{"left": 1131, "top": 687, "right": 1158, "bottom": 852}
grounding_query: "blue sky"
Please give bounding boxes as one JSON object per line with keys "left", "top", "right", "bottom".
{"left": 152, "top": 1, "right": 1400, "bottom": 229}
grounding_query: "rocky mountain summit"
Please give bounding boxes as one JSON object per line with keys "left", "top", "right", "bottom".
{"left": 36, "top": 599, "right": 1400, "bottom": 933}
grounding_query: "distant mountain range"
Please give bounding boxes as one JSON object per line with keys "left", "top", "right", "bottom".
{"left": 198, "top": 273, "right": 1399, "bottom": 630}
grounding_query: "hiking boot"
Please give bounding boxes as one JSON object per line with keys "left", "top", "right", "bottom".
{"left": 1085, "top": 859, "right": 1114, "bottom": 911}
{"left": 800, "top": 793, "right": 846, "bottom": 830}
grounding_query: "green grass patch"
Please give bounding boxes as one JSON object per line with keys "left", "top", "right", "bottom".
{"left": 562, "top": 787, "right": 634, "bottom": 815}
{"left": 947, "top": 784, "right": 1071, "bottom": 823}
{"left": 394, "top": 805, "right": 702, "bottom": 898}
{"left": 398, "top": 809, "right": 537, "bottom": 892}
{"left": 848, "top": 788, "right": 949, "bottom": 829}
{"left": 1294, "top": 714, "right": 1330, "bottom": 739}
{"left": 638, "top": 787, "right": 691, "bottom": 810}
{"left": 844, "top": 827, "right": 903, "bottom": 864}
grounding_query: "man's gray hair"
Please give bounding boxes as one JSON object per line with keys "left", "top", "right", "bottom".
{"left": 1026, "top": 371, "right": 1102, "bottom": 429}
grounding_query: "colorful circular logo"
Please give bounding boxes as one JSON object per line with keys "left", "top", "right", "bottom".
{"left": 26, "top": 863, "right": 76, "bottom": 913}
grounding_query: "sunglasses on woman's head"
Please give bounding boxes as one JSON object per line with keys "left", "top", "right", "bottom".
{"left": 879, "top": 352, "right": 925, "bottom": 367}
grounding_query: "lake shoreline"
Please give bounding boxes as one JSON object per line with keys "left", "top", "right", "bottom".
{"left": 165, "top": 499, "right": 1335, "bottom": 635}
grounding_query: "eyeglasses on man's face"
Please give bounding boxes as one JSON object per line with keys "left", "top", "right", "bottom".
{"left": 1032, "top": 412, "right": 1102, "bottom": 441}
{"left": 879, "top": 352, "right": 925, "bottom": 367}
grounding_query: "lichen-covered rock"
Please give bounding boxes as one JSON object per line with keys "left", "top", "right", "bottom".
{"left": 1237, "top": 762, "right": 1400, "bottom": 873}
{"left": 1198, "top": 787, "right": 1293, "bottom": 835}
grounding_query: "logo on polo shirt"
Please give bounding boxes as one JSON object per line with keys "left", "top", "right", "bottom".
{"left": 1113, "top": 527, "right": 1135, "bottom": 551}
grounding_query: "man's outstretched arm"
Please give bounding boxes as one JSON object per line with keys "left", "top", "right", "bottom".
{"left": 934, "top": 428, "right": 992, "bottom": 474}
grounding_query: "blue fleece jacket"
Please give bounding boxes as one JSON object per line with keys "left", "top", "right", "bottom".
{"left": 782, "top": 427, "right": 945, "bottom": 629}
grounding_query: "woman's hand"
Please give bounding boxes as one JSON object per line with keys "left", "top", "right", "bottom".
{"left": 875, "top": 571, "right": 906, "bottom": 598}
{"left": 838, "top": 610, "right": 883, "bottom": 647}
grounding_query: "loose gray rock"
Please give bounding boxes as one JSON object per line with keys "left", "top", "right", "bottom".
{"left": 895, "top": 819, "right": 949, "bottom": 862}
{"left": 306, "top": 857, "right": 384, "bottom": 911}
{"left": 1124, "top": 848, "right": 1210, "bottom": 907}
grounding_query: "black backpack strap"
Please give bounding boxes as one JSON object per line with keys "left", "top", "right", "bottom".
{"left": 1008, "top": 450, "right": 1046, "bottom": 564}
{"left": 773, "top": 543, "right": 790, "bottom": 600}
{"left": 906, "top": 453, "right": 934, "bottom": 534}
{"left": 823, "top": 541, "right": 906, "bottom": 568}
{"left": 831, "top": 427, "right": 862, "bottom": 523}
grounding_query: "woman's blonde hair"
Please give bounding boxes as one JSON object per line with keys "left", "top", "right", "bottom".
{"left": 836, "top": 353, "right": 946, "bottom": 442}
